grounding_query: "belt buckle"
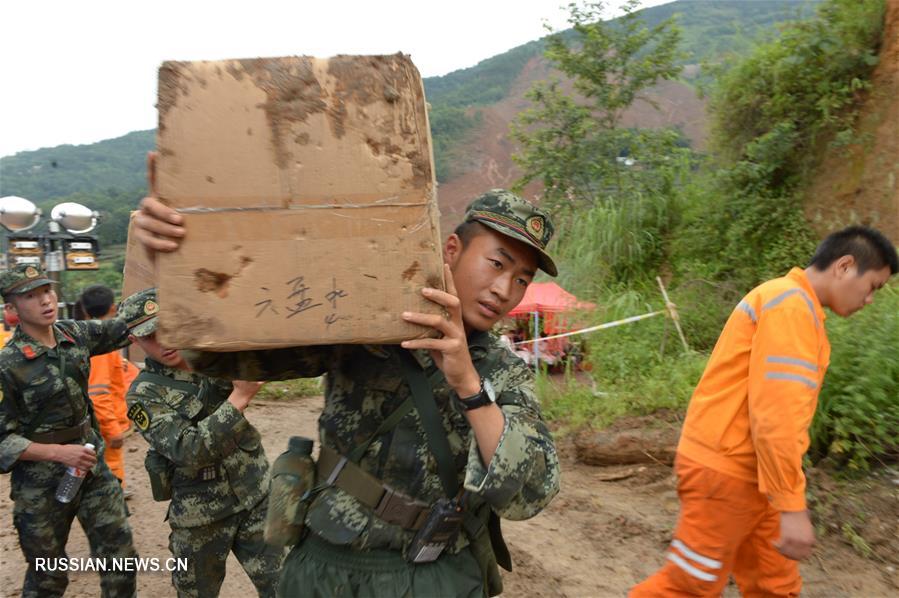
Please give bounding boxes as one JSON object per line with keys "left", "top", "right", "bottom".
{"left": 375, "top": 487, "right": 418, "bottom": 529}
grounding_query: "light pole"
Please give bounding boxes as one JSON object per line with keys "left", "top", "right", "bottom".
{"left": 0, "top": 196, "right": 100, "bottom": 318}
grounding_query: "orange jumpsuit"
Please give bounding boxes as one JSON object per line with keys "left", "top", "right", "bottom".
{"left": 632, "top": 268, "right": 830, "bottom": 597}
{"left": 88, "top": 351, "right": 131, "bottom": 484}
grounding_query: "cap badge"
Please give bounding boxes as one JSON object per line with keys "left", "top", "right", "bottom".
{"left": 24, "top": 266, "right": 39, "bottom": 278}
{"left": 526, "top": 216, "right": 544, "bottom": 241}
{"left": 144, "top": 300, "right": 159, "bottom": 316}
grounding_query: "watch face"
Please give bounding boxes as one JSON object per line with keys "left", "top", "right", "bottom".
{"left": 457, "top": 377, "right": 496, "bottom": 411}
{"left": 483, "top": 378, "right": 496, "bottom": 403}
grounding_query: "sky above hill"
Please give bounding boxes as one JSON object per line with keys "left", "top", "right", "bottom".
{"left": 0, "top": 0, "right": 671, "bottom": 159}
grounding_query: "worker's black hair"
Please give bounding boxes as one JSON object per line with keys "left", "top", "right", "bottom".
{"left": 79, "top": 284, "right": 115, "bottom": 318}
{"left": 808, "top": 226, "right": 898, "bottom": 275}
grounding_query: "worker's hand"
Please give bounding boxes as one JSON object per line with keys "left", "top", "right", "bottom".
{"left": 134, "top": 152, "right": 185, "bottom": 258}
{"left": 56, "top": 444, "right": 98, "bottom": 470}
{"left": 401, "top": 264, "right": 480, "bottom": 397}
{"left": 228, "top": 380, "right": 265, "bottom": 412}
{"left": 107, "top": 434, "right": 125, "bottom": 449}
{"left": 774, "top": 510, "right": 816, "bottom": 560}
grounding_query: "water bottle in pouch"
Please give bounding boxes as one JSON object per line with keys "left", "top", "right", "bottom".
{"left": 264, "top": 436, "right": 316, "bottom": 546}
{"left": 55, "top": 443, "right": 95, "bottom": 503}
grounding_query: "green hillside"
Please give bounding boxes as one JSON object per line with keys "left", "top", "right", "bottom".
{"left": 0, "top": 0, "right": 817, "bottom": 243}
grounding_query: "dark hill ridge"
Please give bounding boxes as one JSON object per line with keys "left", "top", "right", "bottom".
{"left": 0, "top": 0, "right": 817, "bottom": 244}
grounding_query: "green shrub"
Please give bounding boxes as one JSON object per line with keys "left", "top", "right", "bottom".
{"left": 810, "top": 283, "right": 899, "bottom": 471}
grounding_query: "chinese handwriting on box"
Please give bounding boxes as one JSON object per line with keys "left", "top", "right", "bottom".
{"left": 255, "top": 276, "right": 350, "bottom": 328}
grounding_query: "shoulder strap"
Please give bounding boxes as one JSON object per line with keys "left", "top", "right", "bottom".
{"left": 396, "top": 349, "right": 460, "bottom": 498}
{"left": 347, "top": 396, "right": 413, "bottom": 463}
{"left": 134, "top": 371, "right": 202, "bottom": 396}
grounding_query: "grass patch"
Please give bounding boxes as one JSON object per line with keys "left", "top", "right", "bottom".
{"left": 536, "top": 285, "right": 708, "bottom": 432}
{"left": 256, "top": 377, "right": 322, "bottom": 401}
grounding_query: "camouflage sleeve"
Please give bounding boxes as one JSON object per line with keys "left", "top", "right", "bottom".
{"left": 462, "top": 353, "right": 561, "bottom": 520}
{"left": 69, "top": 318, "right": 130, "bottom": 356}
{"left": 183, "top": 345, "right": 332, "bottom": 381}
{"left": 0, "top": 370, "right": 30, "bottom": 473}
{"left": 126, "top": 382, "right": 249, "bottom": 467}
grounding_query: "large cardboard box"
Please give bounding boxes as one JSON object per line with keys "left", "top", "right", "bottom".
{"left": 154, "top": 54, "right": 444, "bottom": 350}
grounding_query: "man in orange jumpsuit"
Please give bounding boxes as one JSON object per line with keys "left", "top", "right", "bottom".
{"left": 631, "top": 226, "right": 898, "bottom": 597}
{"left": 78, "top": 285, "right": 132, "bottom": 493}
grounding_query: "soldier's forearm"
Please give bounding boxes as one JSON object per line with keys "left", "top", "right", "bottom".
{"left": 19, "top": 442, "right": 61, "bottom": 463}
{"left": 465, "top": 405, "right": 505, "bottom": 465}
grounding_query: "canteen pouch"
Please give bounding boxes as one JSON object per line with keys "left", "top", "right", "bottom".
{"left": 145, "top": 449, "right": 173, "bottom": 501}
{"left": 264, "top": 440, "right": 317, "bottom": 547}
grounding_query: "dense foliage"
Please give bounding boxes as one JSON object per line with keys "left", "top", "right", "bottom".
{"left": 674, "top": 0, "right": 885, "bottom": 291}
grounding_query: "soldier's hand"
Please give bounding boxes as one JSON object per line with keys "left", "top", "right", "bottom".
{"left": 774, "top": 510, "right": 816, "bottom": 560}
{"left": 229, "top": 380, "right": 265, "bottom": 412}
{"left": 134, "top": 152, "right": 185, "bottom": 258}
{"left": 56, "top": 444, "right": 98, "bottom": 470}
{"left": 401, "top": 264, "right": 480, "bottom": 397}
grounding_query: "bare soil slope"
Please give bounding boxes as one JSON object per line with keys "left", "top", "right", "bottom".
{"left": 436, "top": 56, "right": 708, "bottom": 234}
{"left": 805, "top": 0, "right": 899, "bottom": 239}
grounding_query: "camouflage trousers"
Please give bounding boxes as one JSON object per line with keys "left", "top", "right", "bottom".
{"left": 277, "top": 532, "right": 485, "bottom": 598}
{"left": 12, "top": 458, "right": 137, "bottom": 598}
{"left": 168, "top": 496, "right": 284, "bottom": 598}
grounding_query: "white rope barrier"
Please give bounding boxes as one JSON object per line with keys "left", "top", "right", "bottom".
{"left": 512, "top": 309, "right": 667, "bottom": 346}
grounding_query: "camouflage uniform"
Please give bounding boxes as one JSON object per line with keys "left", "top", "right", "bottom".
{"left": 0, "top": 265, "right": 137, "bottom": 598}
{"left": 184, "top": 191, "right": 562, "bottom": 597}
{"left": 120, "top": 289, "right": 282, "bottom": 597}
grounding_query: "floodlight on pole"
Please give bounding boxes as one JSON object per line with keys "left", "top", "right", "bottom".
{"left": 0, "top": 196, "right": 42, "bottom": 232}
{"left": 51, "top": 202, "right": 99, "bottom": 234}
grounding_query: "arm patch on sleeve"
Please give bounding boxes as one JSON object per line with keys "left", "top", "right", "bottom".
{"left": 127, "top": 402, "right": 151, "bottom": 431}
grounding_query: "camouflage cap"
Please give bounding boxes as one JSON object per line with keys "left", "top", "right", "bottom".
{"left": 118, "top": 288, "right": 159, "bottom": 337}
{"left": 463, "top": 189, "right": 558, "bottom": 276}
{"left": 0, "top": 264, "right": 57, "bottom": 300}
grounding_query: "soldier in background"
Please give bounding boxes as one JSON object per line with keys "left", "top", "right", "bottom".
{"left": 119, "top": 288, "right": 283, "bottom": 598}
{"left": 0, "top": 264, "right": 137, "bottom": 597}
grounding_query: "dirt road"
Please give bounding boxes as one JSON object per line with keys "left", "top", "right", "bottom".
{"left": 1, "top": 395, "right": 894, "bottom": 597}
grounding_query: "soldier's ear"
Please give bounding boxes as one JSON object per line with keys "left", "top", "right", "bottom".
{"left": 444, "top": 233, "right": 463, "bottom": 266}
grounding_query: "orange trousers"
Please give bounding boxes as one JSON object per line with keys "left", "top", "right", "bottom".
{"left": 104, "top": 445, "right": 125, "bottom": 485}
{"left": 630, "top": 455, "right": 801, "bottom": 597}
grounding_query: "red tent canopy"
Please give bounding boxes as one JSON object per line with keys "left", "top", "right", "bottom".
{"left": 508, "top": 282, "right": 595, "bottom": 317}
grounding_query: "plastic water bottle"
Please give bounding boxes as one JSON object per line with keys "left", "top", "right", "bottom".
{"left": 55, "top": 443, "right": 95, "bottom": 503}
{"left": 264, "top": 436, "right": 316, "bottom": 546}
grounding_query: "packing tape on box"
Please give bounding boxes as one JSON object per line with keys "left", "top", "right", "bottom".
{"left": 176, "top": 199, "right": 432, "bottom": 214}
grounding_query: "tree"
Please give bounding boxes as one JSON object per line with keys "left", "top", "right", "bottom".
{"left": 511, "top": 0, "right": 684, "bottom": 211}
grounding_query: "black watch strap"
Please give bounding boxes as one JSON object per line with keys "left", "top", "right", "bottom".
{"left": 456, "top": 379, "right": 493, "bottom": 411}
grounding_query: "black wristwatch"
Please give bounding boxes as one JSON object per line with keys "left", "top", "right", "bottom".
{"left": 454, "top": 378, "right": 496, "bottom": 411}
